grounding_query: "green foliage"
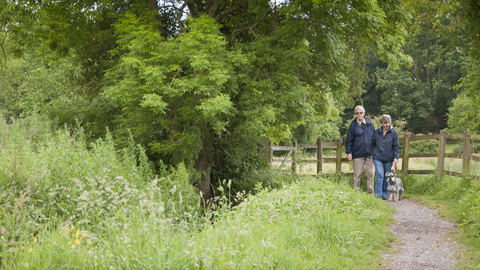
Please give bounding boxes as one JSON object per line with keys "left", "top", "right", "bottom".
{"left": 2, "top": 0, "right": 414, "bottom": 196}
{"left": 447, "top": 92, "right": 480, "bottom": 134}
{"left": 410, "top": 139, "right": 439, "bottom": 154}
{"left": 361, "top": 0, "right": 468, "bottom": 134}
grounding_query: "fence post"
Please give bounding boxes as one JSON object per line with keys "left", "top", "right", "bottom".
{"left": 317, "top": 138, "right": 323, "bottom": 175}
{"left": 437, "top": 129, "right": 447, "bottom": 177}
{"left": 336, "top": 138, "right": 343, "bottom": 173}
{"left": 463, "top": 130, "right": 471, "bottom": 177}
{"left": 292, "top": 141, "right": 297, "bottom": 173}
{"left": 402, "top": 132, "right": 411, "bottom": 174}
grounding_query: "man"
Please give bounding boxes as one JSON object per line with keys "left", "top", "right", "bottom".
{"left": 345, "top": 105, "right": 375, "bottom": 194}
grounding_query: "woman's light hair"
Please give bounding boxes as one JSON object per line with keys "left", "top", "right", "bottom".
{"left": 379, "top": 114, "right": 391, "bottom": 124}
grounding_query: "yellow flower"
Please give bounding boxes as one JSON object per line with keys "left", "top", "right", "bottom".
{"left": 34, "top": 237, "right": 37, "bottom": 242}
{"left": 68, "top": 242, "right": 71, "bottom": 245}
{"left": 21, "top": 246, "right": 24, "bottom": 250}
{"left": 72, "top": 245, "right": 75, "bottom": 248}
{"left": 82, "top": 233, "right": 88, "bottom": 238}
{"left": 76, "top": 230, "right": 80, "bottom": 238}
{"left": 463, "top": 212, "right": 466, "bottom": 215}
{"left": 29, "top": 248, "right": 33, "bottom": 252}
{"left": 87, "top": 241, "right": 91, "bottom": 245}
{"left": 74, "top": 239, "right": 80, "bottom": 245}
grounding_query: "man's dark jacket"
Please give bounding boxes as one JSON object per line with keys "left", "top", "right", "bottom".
{"left": 345, "top": 117, "right": 375, "bottom": 159}
{"left": 368, "top": 126, "right": 400, "bottom": 163}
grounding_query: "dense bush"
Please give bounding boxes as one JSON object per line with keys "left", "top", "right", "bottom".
{"left": 410, "top": 139, "right": 439, "bottom": 154}
{"left": 452, "top": 143, "right": 480, "bottom": 154}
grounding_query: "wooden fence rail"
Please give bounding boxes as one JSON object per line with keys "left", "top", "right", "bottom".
{"left": 270, "top": 129, "right": 480, "bottom": 180}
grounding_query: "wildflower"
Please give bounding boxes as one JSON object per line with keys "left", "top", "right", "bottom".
{"left": 463, "top": 212, "right": 466, "bottom": 215}
{"left": 76, "top": 230, "right": 80, "bottom": 238}
{"left": 72, "top": 245, "right": 75, "bottom": 248}
{"left": 21, "top": 246, "right": 24, "bottom": 250}
{"left": 34, "top": 237, "right": 37, "bottom": 242}
{"left": 29, "top": 248, "right": 33, "bottom": 252}
{"left": 74, "top": 239, "right": 80, "bottom": 245}
{"left": 82, "top": 233, "right": 88, "bottom": 238}
{"left": 69, "top": 242, "right": 71, "bottom": 245}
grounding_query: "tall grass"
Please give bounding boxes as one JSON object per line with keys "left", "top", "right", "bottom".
{"left": 9, "top": 177, "right": 395, "bottom": 269}
{"left": 0, "top": 114, "right": 201, "bottom": 267}
{"left": 0, "top": 115, "right": 397, "bottom": 269}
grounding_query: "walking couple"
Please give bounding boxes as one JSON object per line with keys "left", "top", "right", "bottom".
{"left": 345, "top": 106, "right": 400, "bottom": 200}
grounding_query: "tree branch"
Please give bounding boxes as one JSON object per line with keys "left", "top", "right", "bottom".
{"left": 215, "top": 2, "right": 248, "bottom": 22}
{"left": 147, "top": 0, "right": 167, "bottom": 38}
{"left": 207, "top": 0, "right": 225, "bottom": 18}
{"left": 231, "top": 8, "right": 272, "bottom": 44}
{"left": 186, "top": 1, "right": 200, "bottom": 18}
{"left": 177, "top": 3, "right": 188, "bottom": 33}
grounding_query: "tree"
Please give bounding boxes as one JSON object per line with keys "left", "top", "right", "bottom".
{"left": 433, "top": 0, "right": 480, "bottom": 132}
{"left": 371, "top": 1, "right": 467, "bottom": 133}
{"left": 7, "top": 0, "right": 412, "bottom": 198}
{"left": 446, "top": 93, "right": 480, "bottom": 134}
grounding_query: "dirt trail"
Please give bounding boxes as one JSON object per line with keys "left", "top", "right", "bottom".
{"left": 381, "top": 199, "right": 461, "bottom": 270}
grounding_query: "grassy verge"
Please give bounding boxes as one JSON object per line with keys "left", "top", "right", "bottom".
{"left": 5, "top": 176, "right": 396, "bottom": 269}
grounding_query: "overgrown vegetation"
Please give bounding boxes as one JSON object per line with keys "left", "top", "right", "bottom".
{"left": 0, "top": 115, "right": 398, "bottom": 269}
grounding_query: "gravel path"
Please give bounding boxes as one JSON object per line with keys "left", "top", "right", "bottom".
{"left": 381, "top": 199, "right": 461, "bottom": 270}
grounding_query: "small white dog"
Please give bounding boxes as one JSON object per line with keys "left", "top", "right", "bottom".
{"left": 385, "top": 172, "right": 404, "bottom": 202}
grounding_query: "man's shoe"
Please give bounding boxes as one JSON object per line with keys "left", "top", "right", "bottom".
{"left": 381, "top": 197, "right": 387, "bottom": 200}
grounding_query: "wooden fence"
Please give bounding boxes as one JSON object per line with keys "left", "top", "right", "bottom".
{"left": 270, "top": 130, "right": 480, "bottom": 179}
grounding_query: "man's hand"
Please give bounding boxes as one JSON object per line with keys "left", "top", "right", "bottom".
{"left": 347, "top": 153, "right": 352, "bottom": 161}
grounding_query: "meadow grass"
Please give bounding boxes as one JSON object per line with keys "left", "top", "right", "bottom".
{"left": 8, "top": 177, "right": 396, "bottom": 269}
{"left": 0, "top": 115, "right": 398, "bottom": 269}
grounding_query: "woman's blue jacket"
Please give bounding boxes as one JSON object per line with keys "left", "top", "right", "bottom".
{"left": 368, "top": 126, "right": 400, "bottom": 163}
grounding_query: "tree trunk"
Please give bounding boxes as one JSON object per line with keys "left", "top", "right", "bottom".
{"left": 193, "top": 138, "right": 213, "bottom": 201}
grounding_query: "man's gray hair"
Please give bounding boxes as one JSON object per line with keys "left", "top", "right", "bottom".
{"left": 354, "top": 105, "right": 365, "bottom": 113}
{"left": 379, "top": 114, "right": 392, "bottom": 124}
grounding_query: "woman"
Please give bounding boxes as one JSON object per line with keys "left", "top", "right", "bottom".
{"left": 368, "top": 114, "right": 400, "bottom": 200}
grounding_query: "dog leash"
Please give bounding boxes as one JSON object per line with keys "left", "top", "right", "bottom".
{"left": 394, "top": 162, "right": 398, "bottom": 175}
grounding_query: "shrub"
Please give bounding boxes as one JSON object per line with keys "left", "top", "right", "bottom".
{"left": 410, "top": 139, "right": 439, "bottom": 154}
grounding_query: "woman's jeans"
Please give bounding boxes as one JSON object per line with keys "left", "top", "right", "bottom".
{"left": 372, "top": 159, "right": 393, "bottom": 198}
